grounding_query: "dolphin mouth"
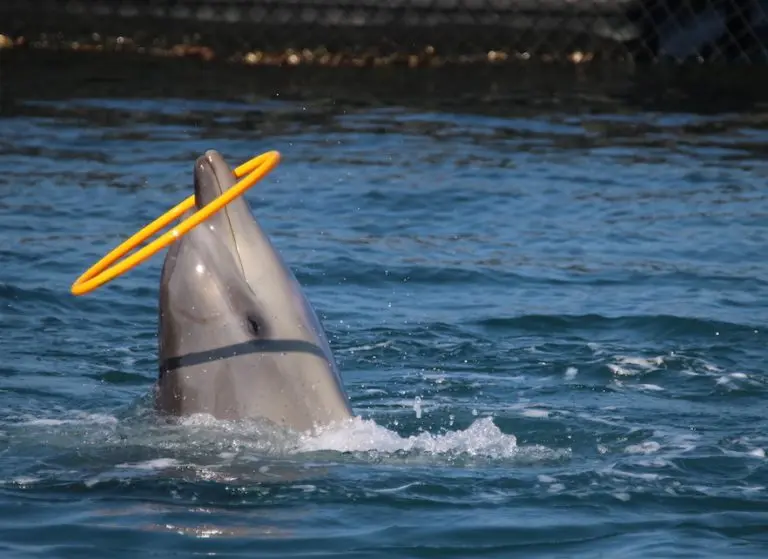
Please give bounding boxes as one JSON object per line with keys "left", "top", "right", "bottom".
{"left": 198, "top": 151, "right": 249, "bottom": 282}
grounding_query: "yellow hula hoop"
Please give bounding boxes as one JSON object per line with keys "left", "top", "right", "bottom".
{"left": 70, "top": 150, "right": 281, "bottom": 296}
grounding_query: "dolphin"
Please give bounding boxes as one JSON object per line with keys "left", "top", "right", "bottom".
{"left": 155, "top": 150, "right": 353, "bottom": 433}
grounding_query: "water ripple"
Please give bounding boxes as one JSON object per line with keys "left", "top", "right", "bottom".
{"left": 0, "top": 92, "right": 766, "bottom": 557}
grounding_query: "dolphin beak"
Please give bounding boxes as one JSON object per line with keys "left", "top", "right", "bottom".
{"left": 192, "top": 151, "right": 245, "bottom": 274}
{"left": 194, "top": 151, "right": 235, "bottom": 208}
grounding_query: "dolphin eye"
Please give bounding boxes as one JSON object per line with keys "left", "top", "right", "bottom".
{"left": 246, "top": 317, "right": 261, "bottom": 337}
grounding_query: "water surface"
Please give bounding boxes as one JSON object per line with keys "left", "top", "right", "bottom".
{"left": 1, "top": 68, "right": 768, "bottom": 557}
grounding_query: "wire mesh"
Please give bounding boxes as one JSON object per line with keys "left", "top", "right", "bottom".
{"left": 0, "top": 0, "right": 766, "bottom": 64}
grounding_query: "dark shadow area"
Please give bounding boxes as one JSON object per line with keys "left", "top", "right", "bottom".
{"left": 2, "top": 0, "right": 768, "bottom": 63}
{"left": 3, "top": 49, "right": 768, "bottom": 118}
{"left": 0, "top": 0, "right": 644, "bottom": 64}
{"left": 3, "top": 50, "right": 768, "bottom": 178}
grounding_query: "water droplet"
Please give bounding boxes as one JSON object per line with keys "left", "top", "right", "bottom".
{"left": 413, "top": 396, "right": 422, "bottom": 419}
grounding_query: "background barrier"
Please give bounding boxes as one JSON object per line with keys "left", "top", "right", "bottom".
{"left": 1, "top": 0, "right": 767, "bottom": 65}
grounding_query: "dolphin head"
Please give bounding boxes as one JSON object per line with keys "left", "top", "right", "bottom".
{"left": 156, "top": 150, "right": 352, "bottom": 432}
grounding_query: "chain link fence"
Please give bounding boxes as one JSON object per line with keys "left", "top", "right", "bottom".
{"left": 1, "top": 0, "right": 766, "bottom": 64}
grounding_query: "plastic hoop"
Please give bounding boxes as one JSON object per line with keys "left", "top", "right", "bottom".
{"left": 70, "top": 150, "right": 281, "bottom": 296}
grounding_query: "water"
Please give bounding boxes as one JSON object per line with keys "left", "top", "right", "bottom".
{"left": 1, "top": 60, "right": 768, "bottom": 557}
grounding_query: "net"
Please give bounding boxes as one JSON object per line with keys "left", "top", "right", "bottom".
{"left": 1, "top": 0, "right": 766, "bottom": 64}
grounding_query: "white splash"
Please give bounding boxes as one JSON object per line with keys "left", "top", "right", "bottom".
{"left": 715, "top": 372, "right": 761, "bottom": 391}
{"left": 9, "top": 476, "right": 41, "bottom": 486}
{"left": 413, "top": 396, "right": 423, "bottom": 419}
{"left": 338, "top": 341, "right": 394, "bottom": 354}
{"left": 625, "top": 441, "right": 661, "bottom": 455}
{"left": 9, "top": 406, "right": 568, "bottom": 469}
{"left": 521, "top": 408, "right": 550, "bottom": 418}
{"left": 298, "top": 416, "right": 533, "bottom": 460}
{"left": 608, "top": 355, "right": 665, "bottom": 377}
{"left": 636, "top": 384, "right": 665, "bottom": 392}
{"left": 18, "top": 412, "right": 118, "bottom": 427}
{"left": 116, "top": 458, "right": 181, "bottom": 471}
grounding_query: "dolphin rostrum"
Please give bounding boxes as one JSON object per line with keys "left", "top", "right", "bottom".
{"left": 155, "top": 150, "right": 353, "bottom": 432}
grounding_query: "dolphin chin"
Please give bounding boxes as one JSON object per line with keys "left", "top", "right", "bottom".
{"left": 155, "top": 150, "right": 353, "bottom": 432}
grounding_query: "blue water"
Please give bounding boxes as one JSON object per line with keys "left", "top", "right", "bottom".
{"left": 1, "top": 90, "right": 768, "bottom": 558}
